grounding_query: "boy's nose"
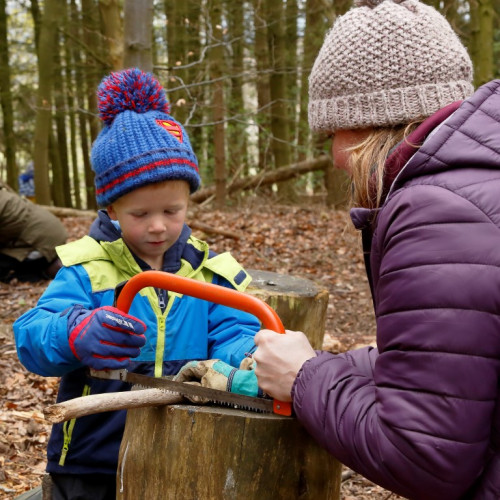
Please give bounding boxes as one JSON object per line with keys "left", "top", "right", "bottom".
{"left": 149, "top": 217, "right": 167, "bottom": 233}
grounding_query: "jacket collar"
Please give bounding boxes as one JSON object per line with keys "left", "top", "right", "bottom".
{"left": 382, "top": 100, "right": 462, "bottom": 201}
{"left": 351, "top": 100, "right": 463, "bottom": 231}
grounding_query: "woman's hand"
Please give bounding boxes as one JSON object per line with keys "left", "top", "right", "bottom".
{"left": 253, "top": 329, "right": 316, "bottom": 402}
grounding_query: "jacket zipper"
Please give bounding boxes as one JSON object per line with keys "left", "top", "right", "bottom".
{"left": 154, "top": 293, "right": 175, "bottom": 378}
{"left": 59, "top": 384, "right": 91, "bottom": 466}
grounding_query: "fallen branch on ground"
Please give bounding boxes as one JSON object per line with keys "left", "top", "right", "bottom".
{"left": 39, "top": 206, "right": 243, "bottom": 239}
{"left": 191, "top": 154, "right": 330, "bottom": 203}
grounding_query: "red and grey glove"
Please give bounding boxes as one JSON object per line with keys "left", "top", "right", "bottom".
{"left": 68, "top": 305, "right": 146, "bottom": 370}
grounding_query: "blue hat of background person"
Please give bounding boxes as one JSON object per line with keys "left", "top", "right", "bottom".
{"left": 91, "top": 68, "right": 200, "bottom": 207}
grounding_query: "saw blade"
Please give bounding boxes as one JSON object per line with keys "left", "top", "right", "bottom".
{"left": 92, "top": 369, "right": 274, "bottom": 413}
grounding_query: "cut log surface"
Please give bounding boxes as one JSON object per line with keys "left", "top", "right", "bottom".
{"left": 118, "top": 404, "right": 341, "bottom": 500}
{"left": 246, "top": 269, "right": 329, "bottom": 349}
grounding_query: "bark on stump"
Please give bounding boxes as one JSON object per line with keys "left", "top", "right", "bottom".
{"left": 117, "top": 404, "right": 341, "bottom": 500}
{"left": 246, "top": 269, "right": 329, "bottom": 349}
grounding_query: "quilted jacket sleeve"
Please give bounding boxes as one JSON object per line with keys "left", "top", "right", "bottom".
{"left": 292, "top": 184, "right": 500, "bottom": 500}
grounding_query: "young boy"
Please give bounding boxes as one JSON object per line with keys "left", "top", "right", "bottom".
{"left": 14, "top": 68, "right": 260, "bottom": 500}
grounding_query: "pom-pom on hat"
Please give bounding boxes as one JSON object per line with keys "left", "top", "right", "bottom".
{"left": 308, "top": 0, "right": 474, "bottom": 132}
{"left": 91, "top": 68, "right": 200, "bottom": 207}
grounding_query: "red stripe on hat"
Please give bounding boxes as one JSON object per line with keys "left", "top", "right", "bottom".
{"left": 96, "top": 158, "right": 199, "bottom": 195}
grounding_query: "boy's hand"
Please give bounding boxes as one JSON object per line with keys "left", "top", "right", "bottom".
{"left": 68, "top": 305, "right": 146, "bottom": 370}
{"left": 175, "top": 358, "right": 262, "bottom": 398}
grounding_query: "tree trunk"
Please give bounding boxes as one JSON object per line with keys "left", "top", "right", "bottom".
{"left": 184, "top": 1, "right": 203, "bottom": 152}
{"left": 209, "top": 0, "right": 226, "bottom": 209}
{"left": 246, "top": 269, "right": 329, "bottom": 349}
{"left": 52, "top": 34, "right": 72, "bottom": 207}
{"left": 81, "top": 0, "right": 102, "bottom": 209}
{"left": 297, "top": 0, "right": 331, "bottom": 162}
{"left": 165, "top": 0, "right": 190, "bottom": 123}
{"left": 265, "top": 2, "right": 293, "bottom": 200}
{"left": 30, "top": 0, "right": 41, "bottom": 49}
{"left": 285, "top": 0, "right": 298, "bottom": 161}
{"left": 71, "top": 0, "right": 94, "bottom": 210}
{"left": 118, "top": 404, "right": 341, "bottom": 499}
{"left": 33, "top": 0, "right": 61, "bottom": 205}
{"left": 64, "top": 1, "right": 81, "bottom": 209}
{"left": 226, "top": 0, "right": 247, "bottom": 177}
{"left": 99, "top": 0, "right": 123, "bottom": 71}
{"left": 252, "top": 0, "right": 271, "bottom": 173}
{"left": 469, "top": 0, "right": 494, "bottom": 87}
{"left": 324, "top": 166, "right": 350, "bottom": 209}
{"left": 0, "top": 0, "right": 17, "bottom": 190}
{"left": 49, "top": 131, "right": 65, "bottom": 206}
{"left": 123, "top": 0, "right": 153, "bottom": 72}
{"left": 81, "top": 0, "right": 102, "bottom": 142}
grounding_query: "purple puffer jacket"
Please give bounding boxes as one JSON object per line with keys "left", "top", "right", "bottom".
{"left": 293, "top": 79, "right": 500, "bottom": 500}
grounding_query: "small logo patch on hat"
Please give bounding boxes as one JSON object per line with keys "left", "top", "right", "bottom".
{"left": 156, "top": 119, "right": 183, "bottom": 143}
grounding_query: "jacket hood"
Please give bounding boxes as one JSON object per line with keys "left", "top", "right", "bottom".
{"left": 393, "top": 79, "right": 500, "bottom": 192}
{"left": 89, "top": 210, "right": 121, "bottom": 242}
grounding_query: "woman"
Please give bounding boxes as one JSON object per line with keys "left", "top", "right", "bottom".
{"left": 254, "top": 1, "right": 500, "bottom": 498}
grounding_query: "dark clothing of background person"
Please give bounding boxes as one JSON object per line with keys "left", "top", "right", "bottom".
{"left": 0, "top": 182, "right": 67, "bottom": 282}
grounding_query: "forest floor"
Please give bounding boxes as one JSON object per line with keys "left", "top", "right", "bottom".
{"left": 0, "top": 198, "right": 403, "bottom": 499}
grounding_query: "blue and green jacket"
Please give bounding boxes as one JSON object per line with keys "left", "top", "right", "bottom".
{"left": 13, "top": 211, "right": 259, "bottom": 475}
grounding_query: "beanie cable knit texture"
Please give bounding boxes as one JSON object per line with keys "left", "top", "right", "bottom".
{"left": 308, "top": 0, "right": 474, "bottom": 132}
{"left": 91, "top": 68, "right": 200, "bottom": 207}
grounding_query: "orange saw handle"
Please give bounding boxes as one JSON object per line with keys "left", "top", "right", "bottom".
{"left": 116, "top": 270, "right": 292, "bottom": 417}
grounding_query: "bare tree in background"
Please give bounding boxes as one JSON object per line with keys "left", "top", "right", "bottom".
{"left": 123, "top": 0, "right": 153, "bottom": 72}
{"left": 209, "top": 0, "right": 226, "bottom": 209}
{"left": 33, "top": 0, "right": 61, "bottom": 205}
{"left": 469, "top": 0, "right": 495, "bottom": 87}
{"left": 0, "top": 0, "right": 16, "bottom": 189}
{"left": 99, "top": 0, "right": 124, "bottom": 71}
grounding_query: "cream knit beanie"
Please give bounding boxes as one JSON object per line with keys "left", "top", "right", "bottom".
{"left": 308, "top": 0, "right": 474, "bottom": 132}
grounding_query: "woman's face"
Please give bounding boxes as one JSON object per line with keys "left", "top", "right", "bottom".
{"left": 330, "top": 128, "right": 373, "bottom": 174}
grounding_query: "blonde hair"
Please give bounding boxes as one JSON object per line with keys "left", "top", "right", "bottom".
{"left": 348, "top": 122, "right": 422, "bottom": 209}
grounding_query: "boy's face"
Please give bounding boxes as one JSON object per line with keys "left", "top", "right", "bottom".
{"left": 107, "top": 180, "right": 190, "bottom": 270}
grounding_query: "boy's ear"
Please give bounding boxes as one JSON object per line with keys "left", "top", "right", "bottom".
{"left": 107, "top": 204, "right": 118, "bottom": 220}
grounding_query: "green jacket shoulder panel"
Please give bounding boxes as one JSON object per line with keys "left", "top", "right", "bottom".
{"left": 57, "top": 237, "right": 139, "bottom": 292}
{"left": 56, "top": 236, "right": 108, "bottom": 267}
{"left": 204, "top": 252, "right": 252, "bottom": 291}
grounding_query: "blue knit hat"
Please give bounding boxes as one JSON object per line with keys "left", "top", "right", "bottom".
{"left": 91, "top": 68, "right": 200, "bottom": 207}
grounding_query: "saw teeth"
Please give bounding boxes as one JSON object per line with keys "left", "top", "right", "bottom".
{"left": 210, "top": 400, "right": 269, "bottom": 413}
{"left": 136, "top": 385, "right": 178, "bottom": 396}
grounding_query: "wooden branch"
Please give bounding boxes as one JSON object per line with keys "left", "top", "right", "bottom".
{"left": 40, "top": 205, "right": 97, "bottom": 218}
{"left": 189, "top": 220, "right": 242, "bottom": 239}
{"left": 191, "top": 154, "right": 331, "bottom": 203}
{"left": 44, "top": 389, "right": 183, "bottom": 423}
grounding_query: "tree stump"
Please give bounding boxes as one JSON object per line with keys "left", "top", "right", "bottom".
{"left": 117, "top": 404, "right": 341, "bottom": 500}
{"left": 246, "top": 269, "right": 329, "bottom": 349}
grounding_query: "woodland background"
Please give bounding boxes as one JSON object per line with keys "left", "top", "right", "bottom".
{"left": 0, "top": 1, "right": 500, "bottom": 498}
{"left": 0, "top": 0, "right": 498, "bottom": 207}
